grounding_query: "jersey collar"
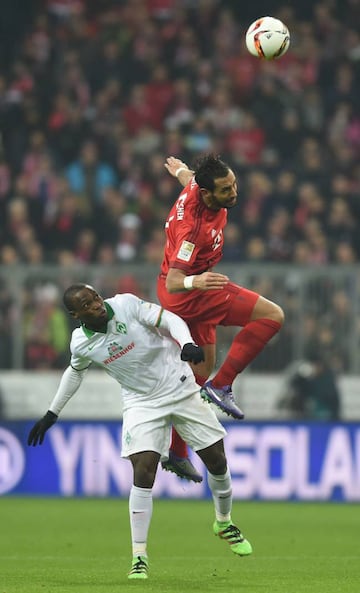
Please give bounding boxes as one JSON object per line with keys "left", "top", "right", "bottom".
{"left": 81, "top": 302, "right": 115, "bottom": 337}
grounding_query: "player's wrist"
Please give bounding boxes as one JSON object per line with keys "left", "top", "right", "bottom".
{"left": 44, "top": 410, "right": 58, "bottom": 424}
{"left": 175, "top": 166, "right": 189, "bottom": 178}
{"left": 183, "top": 275, "right": 195, "bottom": 290}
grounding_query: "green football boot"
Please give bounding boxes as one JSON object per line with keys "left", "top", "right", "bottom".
{"left": 213, "top": 520, "right": 252, "bottom": 556}
{"left": 128, "top": 555, "right": 149, "bottom": 579}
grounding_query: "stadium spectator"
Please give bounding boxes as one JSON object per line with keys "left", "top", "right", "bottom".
{"left": 66, "top": 139, "right": 117, "bottom": 204}
{"left": 123, "top": 85, "right": 162, "bottom": 135}
{"left": 265, "top": 208, "right": 292, "bottom": 262}
{"left": 0, "top": 245, "right": 20, "bottom": 266}
{"left": 245, "top": 236, "right": 267, "bottom": 262}
{"left": 23, "top": 283, "right": 70, "bottom": 369}
{"left": 225, "top": 112, "right": 266, "bottom": 165}
{"left": 115, "top": 213, "right": 142, "bottom": 262}
{"left": 278, "top": 351, "right": 341, "bottom": 421}
{"left": 222, "top": 222, "right": 244, "bottom": 262}
{"left": 42, "top": 191, "right": 87, "bottom": 254}
{"left": 0, "top": 279, "right": 14, "bottom": 368}
{"left": 142, "top": 227, "right": 166, "bottom": 265}
{"left": 73, "top": 228, "right": 97, "bottom": 263}
{"left": 27, "top": 283, "right": 252, "bottom": 578}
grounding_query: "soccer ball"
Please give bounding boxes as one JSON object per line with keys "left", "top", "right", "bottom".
{"left": 245, "top": 16, "right": 290, "bottom": 60}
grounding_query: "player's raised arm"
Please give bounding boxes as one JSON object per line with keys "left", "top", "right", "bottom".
{"left": 164, "top": 156, "right": 194, "bottom": 187}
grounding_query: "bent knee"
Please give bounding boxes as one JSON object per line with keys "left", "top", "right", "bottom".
{"left": 208, "top": 457, "right": 227, "bottom": 475}
{"left": 133, "top": 465, "right": 157, "bottom": 488}
{"left": 252, "top": 297, "right": 285, "bottom": 326}
{"left": 270, "top": 303, "right": 285, "bottom": 326}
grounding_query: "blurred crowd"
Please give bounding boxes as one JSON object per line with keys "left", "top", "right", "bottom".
{"left": 0, "top": 0, "right": 359, "bottom": 392}
{"left": 0, "top": 0, "right": 359, "bottom": 267}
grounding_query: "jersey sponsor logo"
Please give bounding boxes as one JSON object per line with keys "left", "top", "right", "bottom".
{"left": 103, "top": 341, "right": 135, "bottom": 364}
{"left": 107, "top": 341, "right": 122, "bottom": 356}
{"left": 116, "top": 322, "right": 127, "bottom": 334}
{"left": 212, "top": 230, "right": 223, "bottom": 250}
{"left": 176, "top": 193, "right": 187, "bottom": 220}
{"left": 177, "top": 240, "right": 195, "bottom": 262}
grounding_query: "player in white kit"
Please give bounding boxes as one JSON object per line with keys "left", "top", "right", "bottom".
{"left": 28, "top": 283, "right": 252, "bottom": 579}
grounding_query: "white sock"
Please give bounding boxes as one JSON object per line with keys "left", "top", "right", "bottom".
{"left": 129, "top": 485, "right": 153, "bottom": 557}
{"left": 207, "top": 468, "right": 232, "bottom": 523}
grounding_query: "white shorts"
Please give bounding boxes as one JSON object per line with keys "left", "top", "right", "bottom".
{"left": 121, "top": 390, "right": 226, "bottom": 460}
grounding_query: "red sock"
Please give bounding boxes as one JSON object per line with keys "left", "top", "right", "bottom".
{"left": 212, "top": 318, "right": 282, "bottom": 388}
{"left": 170, "top": 427, "right": 188, "bottom": 458}
{"left": 194, "top": 373, "right": 206, "bottom": 387}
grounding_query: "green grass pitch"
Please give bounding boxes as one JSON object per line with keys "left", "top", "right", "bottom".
{"left": 1, "top": 498, "right": 359, "bottom": 593}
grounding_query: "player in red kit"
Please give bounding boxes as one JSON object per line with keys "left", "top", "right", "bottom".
{"left": 157, "top": 154, "right": 284, "bottom": 482}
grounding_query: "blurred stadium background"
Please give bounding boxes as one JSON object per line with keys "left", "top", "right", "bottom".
{"left": 0, "top": 3, "right": 360, "bottom": 587}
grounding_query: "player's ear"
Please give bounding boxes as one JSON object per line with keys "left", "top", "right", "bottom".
{"left": 69, "top": 309, "right": 78, "bottom": 319}
{"left": 199, "top": 187, "right": 210, "bottom": 199}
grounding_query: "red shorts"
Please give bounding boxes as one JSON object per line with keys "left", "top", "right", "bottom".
{"left": 157, "top": 275, "right": 259, "bottom": 346}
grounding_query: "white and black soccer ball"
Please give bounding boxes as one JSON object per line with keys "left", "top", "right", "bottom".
{"left": 245, "top": 16, "right": 290, "bottom": 60}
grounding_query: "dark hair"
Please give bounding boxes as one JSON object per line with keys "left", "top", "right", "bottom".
{"left": 194, "top": 154, "right": 230, "bottom": 191}
{"left": 63, "top": 283, "right": 88, "bottom": 310}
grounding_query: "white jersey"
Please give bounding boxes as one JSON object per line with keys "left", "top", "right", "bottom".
{"left": 69, "top": 293, "right": 198, "bottom": 410}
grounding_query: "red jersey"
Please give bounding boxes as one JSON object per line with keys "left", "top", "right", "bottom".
{"left": 160, "top": 177, "right": 227, "bottom": 275}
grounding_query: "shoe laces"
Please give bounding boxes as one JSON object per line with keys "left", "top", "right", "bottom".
{"left": 129, "top": 556, "right": 148, "bottom": 574}
{"left": 219, "top": 524, "right": 245, "bottom": 544}
{"left": 222, "top": 385, "right": 236, "bottom": 401}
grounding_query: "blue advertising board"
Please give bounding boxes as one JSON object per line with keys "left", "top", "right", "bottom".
{"left": 1, "top": 421, "right": 360, "bottom": 501}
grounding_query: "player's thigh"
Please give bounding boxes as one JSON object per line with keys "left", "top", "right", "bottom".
{"left": 178, "top": 282, "right": 259, "bottom": 328}
{"left": 186, "top": 319, "right": 216, "bottom": 346}
{"left": 197, "top": 439, "right": 227, "bottom": 475}
{"left": 129, "top": 451, "right": 160, "bottom": 488}
{"left": 222, "top": 283, "right": 260, "bottom": 326}
{"left": 121, "top": 406, "right": 171, "bottom": 460}
{"left": 250, "top": 294, "right": 284, "bottom": 322}
{"left": 172, "top": 392, "right": 226, "bottom": 452}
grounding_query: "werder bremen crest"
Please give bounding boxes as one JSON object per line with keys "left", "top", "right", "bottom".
{"left": 107, "top": 341, "right": 123, "bottom": 356}
{"left": 116, "top": 322, "right": 127, "bottom": 334}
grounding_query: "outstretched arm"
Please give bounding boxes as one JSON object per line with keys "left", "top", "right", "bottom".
{"left": 48, "top": 365, "right": 88, "bottom": 415}
{"left": 164, "top": 156, "right": 194, "bottom": 187}
{"left": 27, "top": 366, "right": 88, "bottom": 446}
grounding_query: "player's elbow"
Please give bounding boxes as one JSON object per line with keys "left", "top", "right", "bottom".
{"left": 166, "top": 268, "right": 186, "bottom": 293}
{"left": 165, "top": 278, "right": 178, "bottom": 293}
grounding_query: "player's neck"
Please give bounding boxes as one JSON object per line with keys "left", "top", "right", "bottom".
{"left": 82, "top": 320, "right": 108, "bottom": 334}
{"left": 201, "top": 194, "right": 222, "bottom": 211}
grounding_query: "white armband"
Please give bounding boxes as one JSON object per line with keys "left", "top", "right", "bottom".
{"left": 175, "top": 166, "right": 188, "bottom": 178}
{"left": 183, "top": 275, "right": 195, "bottom": 290}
